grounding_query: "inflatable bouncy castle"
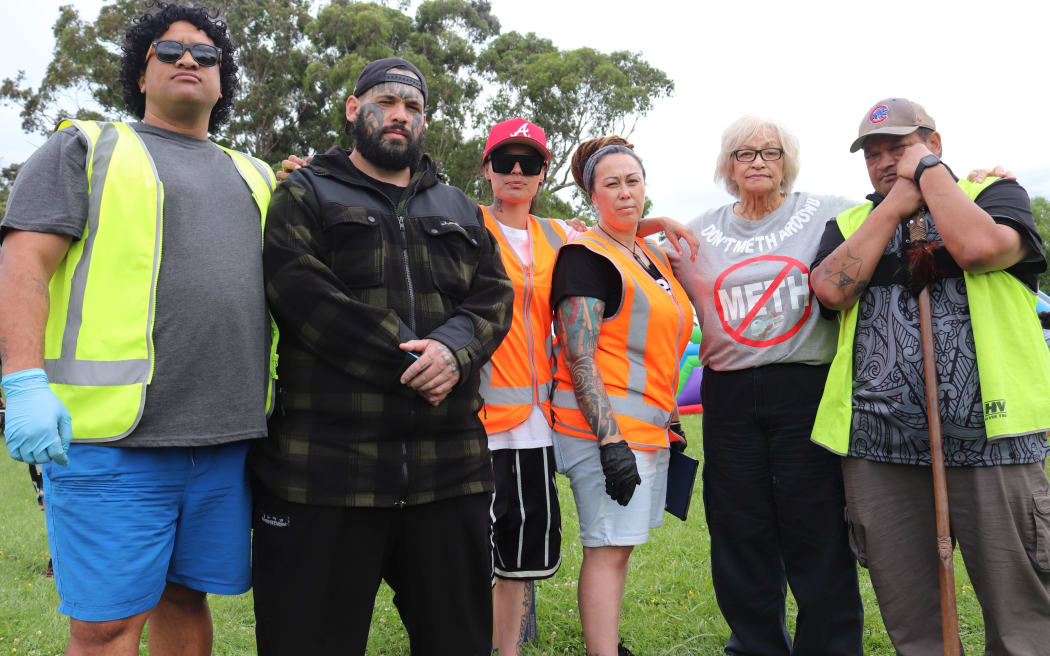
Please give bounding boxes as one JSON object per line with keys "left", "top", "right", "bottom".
{"left": 676, "top": 326, "right": 703, "bottom": 414}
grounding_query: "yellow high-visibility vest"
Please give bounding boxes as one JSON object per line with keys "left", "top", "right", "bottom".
{"left": 45, "top": 119, "right": 278, "bottom": 441}
{"left": 812, "top": 177, "right": 1050, "bottom": 454}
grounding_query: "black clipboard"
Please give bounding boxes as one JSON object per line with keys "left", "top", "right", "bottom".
{"left": 664, "top": 449, "right": 699, "bottom": 521}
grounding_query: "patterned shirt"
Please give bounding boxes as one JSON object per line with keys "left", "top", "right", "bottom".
{"left": 814, "top": 178, "right": 1050, "bottom": 466}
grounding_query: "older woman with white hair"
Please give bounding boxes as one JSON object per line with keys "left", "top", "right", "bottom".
{"left": 668, "top": 116, "right": 865, "bottom": 656}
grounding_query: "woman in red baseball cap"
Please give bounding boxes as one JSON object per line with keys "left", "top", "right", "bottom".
{"left": 478, "top": 119, "right": 696, "bottom": 655}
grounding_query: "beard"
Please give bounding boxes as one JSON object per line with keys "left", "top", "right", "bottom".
{"left": 351, "top": 119, "right": 425, "bottom": 172}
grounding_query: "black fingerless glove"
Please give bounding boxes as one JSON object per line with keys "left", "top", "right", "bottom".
{"left": 599, "top": 440, "right": 642, "bottom": 506}
{"left": 669, "top": 420, "right": 687, "bottom": 452}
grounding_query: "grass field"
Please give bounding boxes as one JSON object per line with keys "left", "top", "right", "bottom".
{"left": 0, "top": 414, "right": 1034, "bottom": 655}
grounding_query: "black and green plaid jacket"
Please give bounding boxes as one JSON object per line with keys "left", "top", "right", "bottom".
{"left": 251, "top": 148, "right": 512, "bottom": 507}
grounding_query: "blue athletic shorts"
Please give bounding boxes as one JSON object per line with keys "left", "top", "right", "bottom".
{"left": 42, "top": 440, "right": 252, "bottom": 621}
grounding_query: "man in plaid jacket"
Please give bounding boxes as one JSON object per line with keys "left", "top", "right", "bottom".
{"left": 250, "top": 58, "right": 513, "bottom": 655}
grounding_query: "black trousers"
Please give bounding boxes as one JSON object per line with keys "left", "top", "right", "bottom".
{"left": 701, "top": 363, "right": 863, "bottom": 656}
{"left": 252, "top": 485, "right": 493, "bottom": 655}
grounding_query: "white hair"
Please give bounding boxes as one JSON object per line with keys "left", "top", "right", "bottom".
{"left": 713, "top": 115, "right": 801, "bottom": 198}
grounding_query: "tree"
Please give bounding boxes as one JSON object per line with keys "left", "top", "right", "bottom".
{"left": 478, "top": 31, "right": 673, "bottom": 215}
{"left": 1032, "top": 196, "right": 1050, "bottom": 294}
{"left": 0, "top": 164, "right": 23, "bottom": 218}
{"left": 1, "top": 0, "right": 672, "bottom": 219}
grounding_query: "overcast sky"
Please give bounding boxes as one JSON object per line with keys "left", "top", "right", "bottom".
{"left": 3, "top": 0, "right": 1048, "bottom": 220}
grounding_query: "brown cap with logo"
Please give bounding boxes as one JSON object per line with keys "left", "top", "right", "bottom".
{"left": 850, "top": 98, "right": 936, "bottom": 153}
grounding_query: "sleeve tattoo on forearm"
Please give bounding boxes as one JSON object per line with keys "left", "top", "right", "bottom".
{"left": 821, "top": 246, "right": 869, "bottom": 296}
{"left": 555, "top": 296, "right": 619, "bottom": 442}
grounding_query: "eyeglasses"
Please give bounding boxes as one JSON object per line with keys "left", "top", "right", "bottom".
{"left": 732, "top": 148, "right": 784, "bottom": 162}
{"left": 490, "top": 152, "right": 545, "bottom": 176}
{"left": 146, "top": 40, "right": 222, "bottom": 67}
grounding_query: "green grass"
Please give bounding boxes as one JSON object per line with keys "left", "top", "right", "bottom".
{"left": 0, "top": 416, "right": 1036, "bottom": 654}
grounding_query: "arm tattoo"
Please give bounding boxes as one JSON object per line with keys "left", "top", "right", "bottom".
{"left": 821, "top": 246, "right": 868, "bottom": 296}
{"left": 555, "top": 296, "right": 620, "bottom": 443}
{"left": 31, "top": 276, "right": 49, "bottom": 300}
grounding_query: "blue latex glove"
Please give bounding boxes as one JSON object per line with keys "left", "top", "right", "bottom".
{"left": 2, "top": 368, "right": 72, "bottom": 465}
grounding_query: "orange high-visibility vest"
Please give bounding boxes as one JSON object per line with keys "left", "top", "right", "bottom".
{"left": 478, "top": 207, "right": 568, "bottom": 433}
{"left": 551, "top": 232, "right": 693, "bottom": 450}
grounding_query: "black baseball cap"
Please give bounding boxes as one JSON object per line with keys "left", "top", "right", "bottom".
{"left": 353, "top": 57, "right": 428, "bottom": 106}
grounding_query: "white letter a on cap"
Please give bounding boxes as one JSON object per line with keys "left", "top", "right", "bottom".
{"left": 509, "top": 122, "right": 530, "bottom": 137}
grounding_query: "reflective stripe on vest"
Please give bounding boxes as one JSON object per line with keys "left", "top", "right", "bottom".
{"left": 810, "top": 176, "right": 1050, "bottom": 453}
{"left": 45, "top": 119, "right": 275, "bottom": 441}
{"left": 478, "top": 208, "right": 566, "bottom": 433}
{"left": 550, "top": 233, "right": 693, "bottom": 450}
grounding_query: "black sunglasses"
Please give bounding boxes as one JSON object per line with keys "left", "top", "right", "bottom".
{"left": 490, "top": 152, "right": 545, "bottom": 176}
{"left": 147, "top": 40, "right": 222, "bottom": 67}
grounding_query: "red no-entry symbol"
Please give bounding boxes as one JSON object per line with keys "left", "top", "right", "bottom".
{"left": 713, "top": 255, "right": 812, "bottom": 348}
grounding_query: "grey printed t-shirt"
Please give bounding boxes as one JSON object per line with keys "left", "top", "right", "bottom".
{"left": 2, "top": 122, "right": 269, "bottom": 447}
{"left": 670, "top": 192, "right": 855, "bottom": 371}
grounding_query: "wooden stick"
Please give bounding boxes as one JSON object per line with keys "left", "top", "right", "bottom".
{"left": 916, "top": 284, "right": 960, "bottom": 656}
{"left": 907, "top": 209, "right": 960, "bottom": 656}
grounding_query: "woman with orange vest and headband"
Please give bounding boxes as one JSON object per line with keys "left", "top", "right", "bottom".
{"left": 479, "top": 121, "right": 695, "bottom": 655}
{"left": 548, "top": 136, "right": 694, "bottom": 656}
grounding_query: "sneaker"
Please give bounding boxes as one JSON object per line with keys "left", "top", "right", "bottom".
{"left": 45, "top": 558, "right": 53, "bottom": 578}
{"left": 617, "top": 641, "right": 635, "bottom": 656}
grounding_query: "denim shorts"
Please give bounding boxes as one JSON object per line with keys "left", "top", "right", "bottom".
{"left": 43, "top": 440, "right": 252, "bottom": 621}
{"left": 552, "top": 432, "right": 669, "bottom": 547}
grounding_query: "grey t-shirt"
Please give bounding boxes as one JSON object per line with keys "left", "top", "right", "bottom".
{"left": 2, "top": 122, "right": 269, "bottom": 447}
{"left": 670, "top": 192, "right": 855, "bottom": 371}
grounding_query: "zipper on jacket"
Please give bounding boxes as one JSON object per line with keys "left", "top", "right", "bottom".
{"left": 396, "top": 213, "right": 414, "bottom": 509}
{"left": 393, "top": 180, "right": 424, "bottom": 509}
{"left": 397, "top": 214, "right": 416, "bottom": 334}
{"left": 396, "top": 441, "right": 409, "bottom": 509}
{"left": 313, "top": 162, "right": 425, "bottom": 508}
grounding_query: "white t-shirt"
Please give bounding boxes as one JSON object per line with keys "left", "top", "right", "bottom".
{"left": 487, "top": 217, "right": 582, "bottom": 450}
{"left": 669, "top": 192, "right": 855, "bottom": 371}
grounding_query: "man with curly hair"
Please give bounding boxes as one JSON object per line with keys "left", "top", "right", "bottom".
{"left": 0, "top": 3, "right": 276, "bottom": 654}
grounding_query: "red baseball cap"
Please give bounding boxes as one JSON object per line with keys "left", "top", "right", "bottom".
{"left": 482, "top": 118, "right": 551, "bottom": 163}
